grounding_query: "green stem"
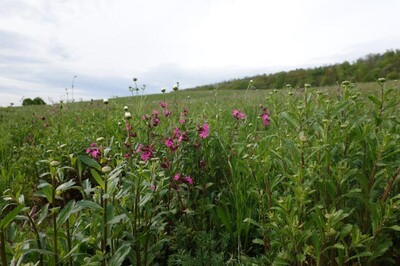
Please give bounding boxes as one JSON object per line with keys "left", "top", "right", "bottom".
{"left": 0, "top": 229, "right": 7, "bottom": 266}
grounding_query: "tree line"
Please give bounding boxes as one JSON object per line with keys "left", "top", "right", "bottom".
{"left": 192, "top": 49, "right": 400, "bottom": 90}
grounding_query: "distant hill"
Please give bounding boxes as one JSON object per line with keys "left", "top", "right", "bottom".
{"left": 190, "top": 49, "right": 400, "bottom": 90}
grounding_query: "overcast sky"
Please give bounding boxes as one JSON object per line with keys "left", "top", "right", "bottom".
{"left": 1, "top": 0, "right": 399, "bottom": 106}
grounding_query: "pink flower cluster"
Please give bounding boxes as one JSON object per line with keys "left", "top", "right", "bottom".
{"left": 197, "top": 123, "right": 210, "bottom": 139}
{"left": 173, "top": 173, "right": 194, "bottom": 185}
{"left": 260, "top": 106, "right": 270, "bottom": 127}
{"left": 86, "top": 143, "right": 101, "bottom": 161}
{"left": 232, "top": 109, "right": 246, "bottom": 119}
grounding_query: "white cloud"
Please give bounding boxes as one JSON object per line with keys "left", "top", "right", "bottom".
{"left": 0, "top": 0, "right": 400, "bottom": 106}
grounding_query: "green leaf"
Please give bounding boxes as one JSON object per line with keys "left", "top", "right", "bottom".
{"left": 390, "top": 225, "right": 400, "bottom": 231}
{"left": 108, "top": 244, "right": 131, "bottom": 266}
{"left": 37, "top": 204, "right": 49, "bottom": 225}
{"left": 76, "top": 200, "right": 103, "bottom": 212}
{"left": 367, "top": 95, "right": 381, "bottom": 107}
{"left": 91, "top": 169, "right": 105, "bottom": 190}
{"left": 78, "top": 155, "right": 101, "bottom": 171}
{"left": 56, "top": 179, "right": 76, "bottom": 193}
{"left": 107, "top": 214, "right": 128, "bottom": 225}
{"left": 57, "top": 200, "right": 75, "bottom": 228}
{"left": 0, "top": 204, "right": 24, "bottom": 229}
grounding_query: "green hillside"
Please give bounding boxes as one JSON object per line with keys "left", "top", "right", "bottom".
{"left": 191, "top": 49, "right": 400, "bottom": 90}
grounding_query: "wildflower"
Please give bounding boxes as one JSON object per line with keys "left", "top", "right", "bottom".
{"left": 173, "top": 82, "right": 179, "bottom": 91}
{"left": 165, "top": 138, "right": 174, "bottom": 147}
{"left": 178, "top": 131, "right": 189, "bottom": 142}
{"left": 124, "top": 106, "right": 129, "bottom": 111}
{"left": 124, "top": 153, "right": 130, "bottom": 159}
{"left": 184, "top": 176, "right": 193, "bottom": 185}
{"left": 40, "top": 116, "right": 45, "bottom": 120}
{"left": 86, "top": 143, "right": 101, "bottom": 160}
{"left": 261, "top": 113, "right": 270, "bottom": 127}
{"left": 103, "top": 98, "right": 109, "bottom": 104}
{"left": 151, "top": 184, "right": 157, "bottom": 191}
{"left": 179, "top": 118, "right": 186, "bottom": 124}
{"left": 125, "top": 112, "right": 132, "bottom": 119}
{"left": 161, "top": 88, "right": 166, "bottom": 93}
{"left": 163, "top": 109, "right": 171, "bottom": 117}
{"left": 173, "top": 128, "right": 180, "bottom": 139}
{"left": 232, "top": 109, "right": 246, "bottom": 119}
{"left": 153, "top": 116, "right": 160, "bottom": 127}
{"left": 173, "top": 173, "right": 181, "bottom": 181}
{"left": 126, "top": 123, "right": 132, "bottom": 131}
{"left": 159, "top": 101, "right": 168, "bottom": 109}
{"left": 141, "top": 150, "right": 152, "bottom": 161}
{"left": 198, "top": 123, "right": 210, "bottom": 139}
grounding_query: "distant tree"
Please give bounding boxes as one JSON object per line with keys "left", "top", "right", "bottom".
{"left": 22, "top": 98, "right": 34, "bottom": 106}
{"left": 33, "top": 97, "right": 46, "bottom": 105}
{"left": 22, "top": 97, "right": 46, "bottom": 106}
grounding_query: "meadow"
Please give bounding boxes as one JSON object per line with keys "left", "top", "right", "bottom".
{"left": 0, "top": 80, "right": 400, "bottom": 265}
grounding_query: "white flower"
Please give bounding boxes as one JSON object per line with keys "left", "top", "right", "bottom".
{"left": 125, "top": 112, "right": 132, "bottom": 119}
{"left": 124, "top": 106, "right": 128, "bottom": 111}
{"left": 103, "top": 98, "right": 109, "bottom": 104}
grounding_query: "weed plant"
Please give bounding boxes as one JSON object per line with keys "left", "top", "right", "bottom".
{"left": 0, "top": 80, "right": 399, "bottom": 265}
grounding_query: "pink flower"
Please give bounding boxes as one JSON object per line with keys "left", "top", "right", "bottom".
{"left": 153, "top": 117, "right": 160, "bottom": 127}
{"left": 159, "top": 101, "right": 168, "bottom": 109}
{"left": 178, "top": 131, "right": 189, "bottom": 142}
{"left": 184, "top": 176, "right": 193, "bottom": 184}
{"left": 86, "top": 143, "right": 101, "bottom": 160}
{"left": 173, "top": 173, "right": 181, "bottom": 181}
{"left": 179, "top": 118, "right": 186, "bottom": 124}
{"left": 165, "top": 138, "right": 174, "bottom": 147}
{"left": 126, "top": 123, "right": 132, "bottom": 131}
{"left": 141, "top": 147, "right": 153, "bottom": 161}
{"left": 198, "top": 123, "right": 210, "bottom": 139}
{"left": 261, "top": 113, "right": 270, "bottom": 127}
{"left": 173, "top": 128, "right": 180, "bottom": 139}
{"left": 232, "top": 109, "right": 246, "bottom": 119}
{"left": 163, "top": 109, "right": 171, "bottom": 117}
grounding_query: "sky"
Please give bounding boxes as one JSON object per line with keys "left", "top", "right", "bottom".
{"left": 1, "top": 0, "right": 399, "bottom": 107}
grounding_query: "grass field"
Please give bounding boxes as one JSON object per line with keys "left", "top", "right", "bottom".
{"left": 0, "top": 80, "right": 400, "bottom": 265}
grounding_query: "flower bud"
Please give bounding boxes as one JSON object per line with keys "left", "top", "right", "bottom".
{"left": 125, "top": 112, "right": 132, "bottom": 119}
{"left": 102, "top": 166, "right": 112, "bottom": 173}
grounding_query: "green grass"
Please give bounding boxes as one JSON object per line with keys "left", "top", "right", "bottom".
{"left": 0, "top": 80, "right": 400, "bottom": 265}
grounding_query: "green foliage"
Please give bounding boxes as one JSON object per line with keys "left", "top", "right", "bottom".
{"left": 192, "top": 49, "right": 400, "bottom": 90}
{"left": 22, "top": 97, "right": 46, "bottom": 106}
{"left": 0, "top": 80, "right": 400, "bottom": 265}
